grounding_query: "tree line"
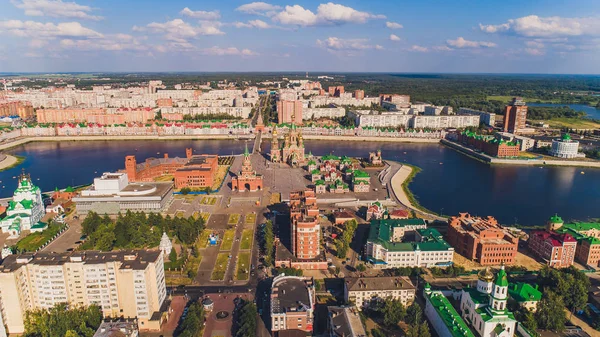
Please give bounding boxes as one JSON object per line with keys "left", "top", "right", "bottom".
{"left": 81, "top": 211, "right": 205, "bottom": 251}
{"left": 23, "top": 303, "right": 102, "bottom": 337}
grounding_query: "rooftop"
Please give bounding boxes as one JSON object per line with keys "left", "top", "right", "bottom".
{"left": 508, "top": 282, "right": 542, "bottom": 303}
{"left": 0, "top": 250, "right": 162, "bottom": 273}
{"left": 345, "top": 276, "right": 415, "bottom": 292}
{"left": 271, "top": 276, "right": 312, "bottom": 315}
{"left": 328, "top": 306, "right": 367, "bottom": 337}
{"left": 425, "top": 290, "right": 475, "bottom": 337}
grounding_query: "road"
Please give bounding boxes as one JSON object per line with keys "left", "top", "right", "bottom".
{"left": 41, "top": 215, "right": 84, "bottom": 253}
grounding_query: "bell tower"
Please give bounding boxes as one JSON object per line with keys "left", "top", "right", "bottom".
{"left": 125, "top": 155, "right": 137, "bottom": 180}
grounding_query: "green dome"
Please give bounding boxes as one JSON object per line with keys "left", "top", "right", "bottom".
{"left": 495, "top": 266, "right": 509, "bottom": 287}
{"left": 562, "top": 133, "right": 571, "bottom": 141}
{"left": 549, "top": 214, "right": 563, "bottom": 224}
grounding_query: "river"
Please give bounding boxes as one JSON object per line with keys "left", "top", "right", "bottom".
{"left": 528, "top": 103, "right": 600, "bottom": 119}
{"left": 1, "top": 139, "right": 599, "bottom": 226}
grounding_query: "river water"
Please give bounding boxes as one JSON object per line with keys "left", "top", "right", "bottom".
{"left": 528, "top": 103, "right": 600, "bottom": 119}
{"left": 1, "top": 139, "right": 599, "bottom": 226}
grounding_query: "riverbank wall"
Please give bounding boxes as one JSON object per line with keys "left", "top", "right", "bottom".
{"left": 0, "top": 135, "right": 442, "bottom": 151}
{"left": 441, "top": 139, "right": 600, "bottom": 169}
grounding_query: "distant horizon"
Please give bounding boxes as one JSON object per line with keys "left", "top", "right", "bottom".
{"left": 2, "top": 71, "right": 600, "bottom": 77}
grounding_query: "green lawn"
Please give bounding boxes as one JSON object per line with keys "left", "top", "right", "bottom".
{"left": 546, "top": 117, "right": 600, "bottom": 129}
{"left": 228, "top": 213, "right": 240, "bottom": 225}
{"left": 244, "top": 213, "right": 256, "bottom": 225}
{"left": 220, "top": 229, "right": 235, "bottom": 251}
{"left": 236, "top": 252, "right": 251, "bottom": 281}
{"left": 200, "top": 197, "right": 217, "bottom": 205}
{"left": 15, "top": 222, "right": 65, "bottom": 252}
{"left": 197, "top": 230, "right": 212, "bottom": 249}
{"left": 240, "top": 230, "right": 253, "bottom": 250}
{"left": 211, "top": 253, "right": 230, "bottom": 281}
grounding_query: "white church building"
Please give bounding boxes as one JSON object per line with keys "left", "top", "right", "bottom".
{"left": 459, "top": 265, "right": 517, "bottom": 337}
{"left": 0, "top": 173, "right": 47, "bottom": 238}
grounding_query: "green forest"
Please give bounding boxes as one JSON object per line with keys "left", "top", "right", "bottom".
{"left": 80, "top": 211, "right": 205, "bottom": 251}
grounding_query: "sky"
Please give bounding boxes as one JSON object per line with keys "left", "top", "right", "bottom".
{"left": 1, "top": 0, "right": 600, "bottom": 74}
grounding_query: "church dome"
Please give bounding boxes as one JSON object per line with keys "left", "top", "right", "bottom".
{"left": 478, "top": 267, "right": 494, "bottom": 282}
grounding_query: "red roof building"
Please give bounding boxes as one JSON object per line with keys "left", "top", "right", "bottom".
{"left": 528, "top": 230, "right": 577, "bottom": 268}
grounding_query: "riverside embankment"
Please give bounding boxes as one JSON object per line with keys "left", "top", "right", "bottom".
{"left": 441, "top": 139, "right": 600, "bottom": 169}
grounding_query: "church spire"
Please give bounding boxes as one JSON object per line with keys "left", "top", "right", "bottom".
{"left": 244, "top": 142, "right": 250, "bottom": 156}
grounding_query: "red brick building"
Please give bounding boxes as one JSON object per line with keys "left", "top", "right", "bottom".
{"left": 231, "top": 146, "right": 263, "bottom": 192}
{"left": 0, "top": 101, "right": 34, "bottom": 119}
{"left": 447, "top": 213, "right": 519, "bottom": 265}
{"left": 528, "top": 231, "right": 577, "bottom": 268}
{"left": 503, "top": 97, "right": 528, "bottom": 133}
{"left": 457, "top": 131, "right": 520, "bottom": 158}
{"left": 328, "top": 86, "right": 345, "bottom": 97}
{"left": 277, "top": 100, "right": 303, "bottom": 125}
{"left": 290, "top": 189, "right": 321, "bottom": 260}
{"left": 125, "top": 149, "right": 218, "bottom": 189}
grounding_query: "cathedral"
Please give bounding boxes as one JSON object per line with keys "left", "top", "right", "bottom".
{"left": 0, "top": 172, "right": 47, "bottom": 238}
{"left": 270, "top": 125, "right": 306, "bottom": 167}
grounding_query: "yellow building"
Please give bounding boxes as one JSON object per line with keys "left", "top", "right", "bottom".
{"left": 0, "top": 250, "right": 167, "bottom": 334}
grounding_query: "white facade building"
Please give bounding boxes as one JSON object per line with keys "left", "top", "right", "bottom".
{"left": 303, "top": 107, "right": 346, "bottom": 120}
{"left": 0, "top": 173, "right": 46, "bottom": 238}
{"left": 344, "top": 276, "right": 416, "bottom": 310}
{"left": 411, "top": 115, "right": 480, "bottom": 129}
{"left": 458, "top": 108, "right": 496, "bottom": 127}
{"left": 159, "top": 106, "right": 251, "bottom": 118}
{"left": 550, "top": 134, "right": 583, "bottom": 159}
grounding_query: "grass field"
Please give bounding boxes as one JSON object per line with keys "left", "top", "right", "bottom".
{"left": 211, "top": 165, "right": 230, "bottom": 190}
{"left": 240, "top": 230, "right": 253, "bottom": 250}
{"left": 546, "top": 117, "right": 600, "bottom": 129}
{"left": 270, "top": 193, "right": 281, "bottom": 205}
{"left": 15, "top": 223, "right": 65, "bottom": 252}
{"left": 200, "top": 196, "right": 218, "bottom": 205}
{"left": 197, "top": 230, "right": 212, "bottom": 249}
{"left": 228, "top": 213, "right": 240, "bottom": 225}
{"left": 244, "top": 213, "right": 256, "bottom": 225}
{"left": 211, "top": 253, "right": 230, "bottom": 280}
{"left": 220, "top": 229, "right": 236, "bottom": 251}
{"left": 236, "top": 252, "right": 251, "bottom": 281}
{"left": 175, "top": 211, "right": 186, "bottom": 218}
{"left": 487, "top": 95, "right": 561, "bottom": 103}
{"left": 153, "top": 174, "right": 174, "bottom": 182}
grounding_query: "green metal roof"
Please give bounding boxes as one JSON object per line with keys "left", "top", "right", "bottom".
{"left": 549, "top": 214, "right": 563, "bottom": 224}
{"left": 353, "top": 170, "right": 370, "bottom": 178}
{"left": 508, "top": 282, "right": 542, "bottom": 303}
{"left": 495, "top": 267, "right": 509, "bottom": 287}
{"left": 426, "top": 291, "right": 475, "bottom": 337}
{"left": 367, "top": 219, "right": 452, "bottom": 252}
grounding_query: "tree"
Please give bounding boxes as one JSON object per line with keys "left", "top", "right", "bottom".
{"left": 418, "top": 322, "right": 431, "bottom": 337}
{"left": 381, "top": 298, "right": 406, "bottom": 327}
{"left": 334, "top": 266, "right": 341, "bottom": 277}
{"left": 24, "top": 303, "right": 102, "bottom": 337}
{"left": 263, "top": 220, "right": 274, "bottom": 267}
{"left": 169, "top": 248, "right": 178, "bottom": 262}
{"left": 334, "top": 239, "right": 348, "bottom": 258}
{"left": 535, "top": 291, "right": 566, "bottom": 332}
{"left": 234, "top": 301, "right": 257, "bottom": 337}
{"left": 405, "top": 301, "right": 423, "bottom": 325}
{"left": 180, "top": 187, "right": 191, "bottom": 195}
{"left": 356, "top": 264, "right": 366, "bottom": 272}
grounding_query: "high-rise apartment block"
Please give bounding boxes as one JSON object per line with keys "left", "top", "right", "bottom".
{"left": 290, "top": 189, "right": 320, "bottom": 259}
{"left": 328, "top": 86, "right": 344, "bottom": 97}
{"left": 354, "top": 90, "right": 365, "bottom": 100}
{"left": 0, "top": 250, "right": 167, "bottom": 334}
{"left": 277, "top": 100, "right": 303, "bottom": 125}
{"left": 503, "top": 97, "right": 528, "bottom": 133}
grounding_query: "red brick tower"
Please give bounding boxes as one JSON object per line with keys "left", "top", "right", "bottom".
{"left": 125, "top": 155, "right": 137, "bottom": 180}
{"left": 186, "top": 148, "right": 193, "bottom": 159}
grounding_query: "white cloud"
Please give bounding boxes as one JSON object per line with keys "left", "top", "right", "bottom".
{"left": 59, "top": 37, "right": 148, "bottom": 51}
{"left": 236, "top": 2, "right": 281, "bottom": 16}
{"left": 446, "top": 37, "right": 496, "bottom": 48}
{"left": 389, "top": 34, "right": 401, "bottom": 41}
{"left": 180, "top": 7, "right": 220, "bottom": 21}
{"left": 317, "top": 37, "right": 382, "bottom": 52}
{"left": 386, "top": 21, "right": 403, "bottom": 29}
{"left": 525, "top": 48, "right": 545, "bottom": 56}
{"left": 408, "top": 45, "right": 428, "bottom": 52}
{"left": 233, "top": 19, "right": 272, "bottom": 29}
{"left": 273, "top": 3, "right": 384, "bottom": 27}
{"left": 0, "top": 20, "right": 102, "bottom": 39}
{"left": 201, "top": 46, "right": 258, "bottom": 56}
{"left": 432, "top": 45, "right": 453, "bottom": 52}
{"left": 137, "top": 19, "right": 224, "bottom": 43}
{"left": 29, "top": 39, "right": 48, "bottom": 48}
{"left": 480, "top": 15, "right": 600, "bottom": 37}
{"left": 11, "top": 0, "right": 103, "bottom": 20}
{"left": 525, "top": 40, "right": 544, "bottom": 48}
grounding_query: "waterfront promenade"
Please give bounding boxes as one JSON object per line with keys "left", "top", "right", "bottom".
{"left": 0, "top": 154, "right": 18, "bottom": 171}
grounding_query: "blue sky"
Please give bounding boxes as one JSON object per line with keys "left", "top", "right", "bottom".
{"left": 1, "top": 0, "right": 600, "bottom": 73}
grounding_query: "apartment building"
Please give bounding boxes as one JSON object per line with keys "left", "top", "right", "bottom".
{"left": 0, "top": 250, "right": 167, "bottom": 334}
{"left": 302, "top": 107, "right": 345, "bottom": 120}
{"left": 528, "top": 231, "right": 577, "bottom": 268}
{"left": 270, "top": 275, "right": 315, "bottom": 333}
{"left": 290, "top": 189, "right": 320, "bottom": 260}
{"left": 344, "top": 276, "right": 416, "bottom": 310}
{"left": 503, "top": 97, "right": 528, "bottom": 133}
{"left": 458, "top": 108, "right": 496, "bottom": 127}
{"left": 446, "top": 213, "right": 519, "bottom": 265}
{"left": 411, "top": 115, "right": 480, "bottom": 129}
{"left": 277, "top": 100, "right": 303, "bottom": 124}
